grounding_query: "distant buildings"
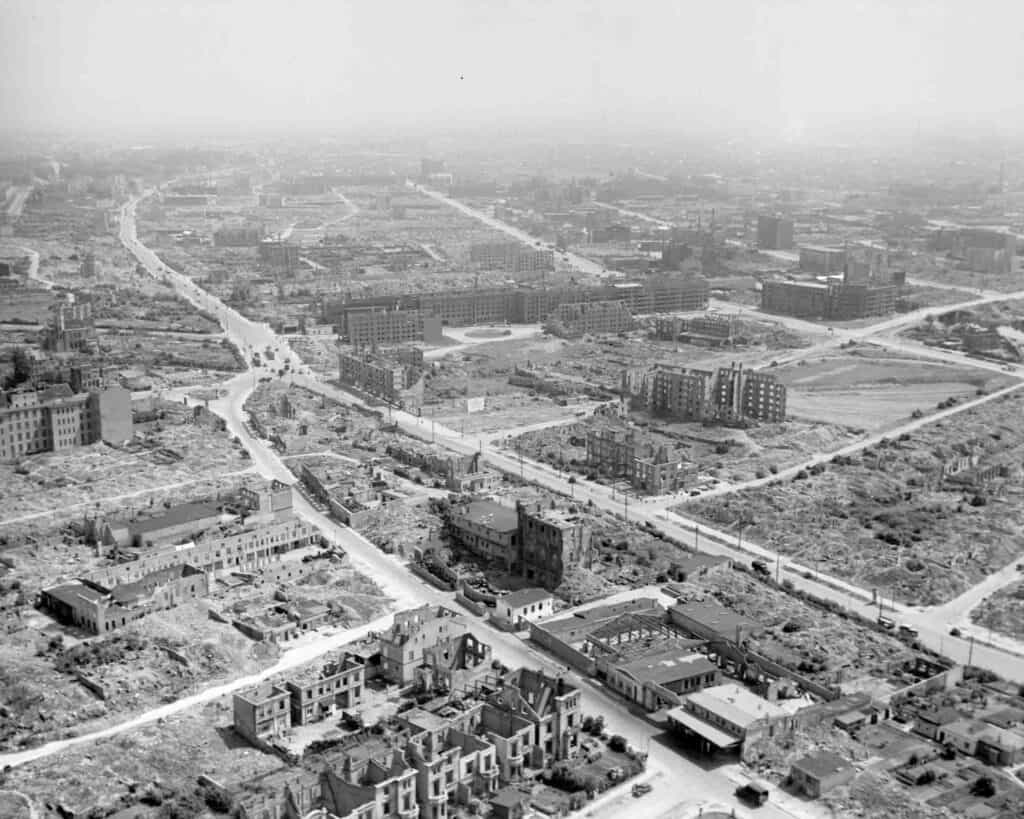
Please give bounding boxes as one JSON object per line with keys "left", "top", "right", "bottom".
{"left": 544, "top": 301, "right": 633, "bottom": 338}
{"left": 585, "top": 428, "right": 694, "bottom": 494}
{"left": 798, "top": 245, "right": 847, "bottom": 275}
{"left": 757, "top": 215, "right": 793, "bottom": 251}
{"left": 338, "top": 347, "right": 425, "bottom": 406}
{"left": 622, "top": 362, "right": 786, "bottom": 424}
{"left": 445, "top": 499, "right": 592, "bottom": 590}
{"left": 42, "top": 298, "right": 97, "bottom": 353}
{"left": 323, "top": 275, "right": 709, "bottom": 331}
{"left": 343, "top": 309, "right": 445, "bottom": 349}
{"left": 470, "top": 242, "right": 554, "bottom": 273}
{"left": 761, "top": 279, "right": 897, "bottom": 320}
{"left": 259, "top": 239, "right": 300, "bottom": 271}
{"left": 214, "top": 225, "right": 264, "bottom": 247}
{"left": 42, "top": 484, "right": 316, "bottom": 634}
{"left": 654, "top": 313, "right": 736, "bottom": 346}
{"left": 0, "top": 383, "right": 132, "bottom": 459}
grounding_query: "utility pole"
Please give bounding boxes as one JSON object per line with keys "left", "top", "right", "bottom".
{"left": 694, "top": 524, "right": 700, "bottom": 551}
{"left": 968, "top": 635, "right": 975, "bottom": 667}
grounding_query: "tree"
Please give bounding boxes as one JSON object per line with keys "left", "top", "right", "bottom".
{"left": 971, "top": 776, "right": 995, "bottom": 798}
{"left": 608, "top": 734, "right": 628, "bottom": 753}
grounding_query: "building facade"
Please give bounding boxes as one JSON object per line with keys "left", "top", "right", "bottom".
{"left": 757, "top": 215, "right": 794, "bottom": 250}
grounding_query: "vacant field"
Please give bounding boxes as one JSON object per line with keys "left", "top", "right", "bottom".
{"left": 773, "top": 347, "right": 1013, "bottom": 430}
{"left": 1, "top": 698, "right": 285, "bottom": 817}
{"left": 971, "top": 579, "right": 1024, "bottom": 641}
{"left": 245, "top": 381, "right": 381, "bottom": 457}
{"left": 0, "top": 417, "right": 250, "bottom": 522}
{"left": 509, "top": 411, "right": 862, "bottom": 488}
{"left": 677, "top": 391, "right": 1024, "bottom": 606}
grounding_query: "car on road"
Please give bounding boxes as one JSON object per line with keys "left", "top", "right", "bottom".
{"left": 632, "top": 783, "right": 652, "bottom": 797}
{"left": 736, "top": 780, "right": 770, "bottom": 806}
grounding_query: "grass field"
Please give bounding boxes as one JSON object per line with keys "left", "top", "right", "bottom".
{"left": 774, "top": 349, "right": 1013, "bottom": 429}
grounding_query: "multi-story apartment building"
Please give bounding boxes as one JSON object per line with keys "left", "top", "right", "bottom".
{"left": 713, "top": 364, "right": 787, "bottom": 423}
{"left": 286, "top": 654, "right": 366, "bottom": 726}
{"left": 259, "top": 239, "right": 300, "bottom": 270}
{"left": 345, "top": 309, "right": 445, "bottom": 348}
{"left": 646, "top": 367, "right": 716, "bottom": 420}
{"left": 516, "top": 502, "right": 591, "bottom": 589}
{"left": 757, "top": 215, "right": 794, "bottom": 250}
{"left": 654, "top": 313, "right": 736, "bottom": 345}
{"left": 214, "top": 225, "right": 264, "bottom": 247}
{"left": 41, "top": 299, "right": 98, "bottom": 353}
{"left": 232, "top": 683, "right": 292, "bottom": 746}
{"left": 486, "top": 669, "right": 582, "bottom": 768}
{"left": 445, "top": 501, "right": 591, "bottom": 589}
{"left": 324, "top": 275, "right": 709, "bottom": 332}
{"left": 0, "top": 384, "right": 132, "bottom": 460}
{"left": 400, "top": 705, "right": 499, "bottom": 817}
{"left": 798, "top": 244, "right": 846, "bottom": 274}
{"left": 379, "top": 605, "right": 491, "bottom": 688}
{"left": 625, "top": 363, "right": 786, "bottom": 424}
{"left": 470, "top": 242, "right": 554, "bottom": 273}
{"left": 585, "top": 429, "right": 694, "bottom": 494}
{"left": 760, "top": 279, "right": 895, "bottom": 321}
{"left": 545, "top": 301, "right": 633, "bottom": 338}
{"left": 339, "top": 350, "right": 424, "bottom": 406}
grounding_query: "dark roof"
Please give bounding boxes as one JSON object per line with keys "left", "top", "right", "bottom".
{"left": 616, "top": 649, "right": 717, "bottom": 685}
{"left": 918, "top": 706, "right": 961, "bottom": 726}
{"left": 44, "top": 581, "right": 107, "bottom": 607}
{"left": 124, "top": 501, "right": 223, "bottom": 537}
{"left": 502, "top": 587, "right": 552, "bottom": 609}
{"left": 670, "top": 600, "right": 762, "bottom": 639}
{"left": 791, "top": 751, "right": 854, "bottom": 780}
{"left": 456, "top": 499, "right": 518, "bottom": 532}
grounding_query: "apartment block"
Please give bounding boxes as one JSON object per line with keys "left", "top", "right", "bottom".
{"left": 41, "top": 299, "right": 97, "bottom": 353}
{"left": 486, "top": 669, "right": 582, "bottom": 768}
{"left": 286, "top": 654, "right": 366, "bottom": 726}
{"left": 0, "top": 384, "right": 132, "bottom": 460}
{"left": 339, "top": 349, "right": 424, "bottom": 406}
{"left": 585, "top": 428, "right": 695, "bottom": 494}
{"left": 379, "top": 605, "right": 491, "bottom": 688}
{"left": 324, "top": 275, "right": 708, "bottom": 331}
{"left": 545, "top": 301, "right": 633, "bottom": 338}
{"left": 233, "top": 683, "right": 292, "bottom": 746}
{"left": 345, "top": 309, "right": 444, "bottom": 349}
{"left": 625, "top": 363, "right": 785, "bottom": 424}
{"left": 757, "top": 215, "right": 794, "bottom": 250}
{"left": 214, "top": 225, "right": 264, "bottom": 247}
{"left": 655, "top": 313, "right": 736, "bottom": 345}
{"left": 446, "top": 499, "right": 591, "bottom": 589}
{"left": 470, "top": 242, "right": 554, "bottom": 273}
{"left": 798, "top": 245, "right": 846, "bottom": 274}
{"left": 516, "top": 502, "right": 591, "bottom": 589}
{"left": 400, "top": 705, "right": 500, "bottom": 815}
{"left": 761, "top": 279, "right": 894, "bottom": 321}
{"left": 259, "top": 239, "right": 300, "bottom": 270}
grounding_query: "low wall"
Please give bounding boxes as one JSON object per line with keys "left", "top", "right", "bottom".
{"left": 75, "top": 670, "right": 108, "bottom": 700}
{"left": 454, "top": 593, "right": 487, "bottom": 617}
{"left": 409, "top": 562, "right": 456, "bottom": 592}
{"left": 529, "top": 622, "right": 597, "bottom": 676}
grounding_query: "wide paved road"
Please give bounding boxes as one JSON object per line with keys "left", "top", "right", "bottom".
{"left": 413, "top": 183, "right": 610, "bottom": 279}
{"left": 101, "top": 191, "right": 822, "bottom": 819}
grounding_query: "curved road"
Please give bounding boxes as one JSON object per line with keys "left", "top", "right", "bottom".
{"left": 4, "top": 190, "right": 812, "bottom": 819}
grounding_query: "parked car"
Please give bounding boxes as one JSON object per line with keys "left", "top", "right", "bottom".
{"left": 632, "top": 783, "right": 652, "bottom": 797}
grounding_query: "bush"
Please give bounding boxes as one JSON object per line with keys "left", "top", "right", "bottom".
{"left": 971, "top": 776, "right": 995, "bottom": 797}
{"left": 608, "top": 734, "right": 628, "bottom": 753}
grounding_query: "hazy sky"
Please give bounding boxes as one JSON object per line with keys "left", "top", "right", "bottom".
{"left": 2, "top": 0, "right": 1023, "bottom": 139}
